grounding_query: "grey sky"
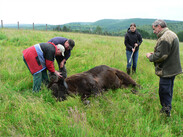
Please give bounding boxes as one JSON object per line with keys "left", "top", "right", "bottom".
{"left": 1, "top": 0, "right": 183, "bottom": 25}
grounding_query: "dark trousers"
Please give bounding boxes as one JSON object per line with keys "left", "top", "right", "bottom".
{"left": 159, "top": 76, "right": 175, "bottom": 111}
{"left": 23, "top": 56, "right": 49, "bottom": 92}
{"left": 32, "top": 70, "right": 49, "bottom": 92}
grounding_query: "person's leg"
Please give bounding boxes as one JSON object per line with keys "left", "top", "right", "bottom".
{"left": 42, "top": 69, "right": 49, "bottom": 86}
{"left": 33, "top": 72, "right": 42, "bottom": 92}
{"left": 126, "top": 50, "right": 132, "bottom": 74}
{"left": 24, "top": 56, "right": 37, "bottom": 91}
{"left": 159, "top": 76, "right": 175, "bottom": 116}
{"left": 169, "top": 76, "right": 175, "bottom": 110}
{"left": 132, "top": 50, "right": 139, "bottom": 73}
{"left": 23, "top": 56, "right": 31, "bottom": 73}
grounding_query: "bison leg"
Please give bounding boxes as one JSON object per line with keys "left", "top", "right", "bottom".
{"left": 115, "top": 69, "right": 137, "bottom": 87}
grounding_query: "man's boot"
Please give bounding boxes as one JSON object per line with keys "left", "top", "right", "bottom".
{"left": 126, "top": 68, "right": 130, "bottom": 75}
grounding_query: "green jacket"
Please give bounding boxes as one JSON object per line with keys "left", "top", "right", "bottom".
{"left": 149, "top": 28, "right": 182, "bottom": 77}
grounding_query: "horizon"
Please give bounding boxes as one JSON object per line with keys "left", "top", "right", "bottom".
{"left": 2, "top": 18, "right": 183, "bottom": 26}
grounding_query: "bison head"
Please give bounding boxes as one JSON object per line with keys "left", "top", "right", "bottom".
{"left": 48, "top": 73, "right": 68, "bottom": 101}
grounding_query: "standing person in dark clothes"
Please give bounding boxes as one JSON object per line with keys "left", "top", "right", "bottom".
{"left": 124, "top": 23, "right": 143, "bottom": 75}
{"left": 23, "top": 42, "right": 65, "bottom": 92}
{"left": 48, "top": 37, "right": 75, "bottom": 78}
{"left": 146, "top": 19, "right": 182, "bottom": 117}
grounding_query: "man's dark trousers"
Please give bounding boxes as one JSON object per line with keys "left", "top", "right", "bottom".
{"left": 159, "top": 76, "right": 175, "bottom": 111}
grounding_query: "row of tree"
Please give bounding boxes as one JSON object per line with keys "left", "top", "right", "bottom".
{"left": 53, "top": 25, "right": 183, "bottom": 42}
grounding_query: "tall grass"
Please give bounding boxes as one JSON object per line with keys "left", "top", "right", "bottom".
{"left": 0, "top": 29, "right": 183, "bottom": 136}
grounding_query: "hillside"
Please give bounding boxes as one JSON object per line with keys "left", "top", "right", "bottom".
{"left": 61, "top": 18, "right": 183, "bottom": 34}
{"left": 3, "top": 18, "right": 183, "bottom": 35}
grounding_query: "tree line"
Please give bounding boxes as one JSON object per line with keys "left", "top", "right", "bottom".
{"left": 53, "top": 25, "right": 183, "bottom": 42}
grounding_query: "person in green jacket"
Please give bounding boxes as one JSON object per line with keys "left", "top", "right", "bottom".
{"left": 146, "top": 19, "right": 182, "bottom": 117}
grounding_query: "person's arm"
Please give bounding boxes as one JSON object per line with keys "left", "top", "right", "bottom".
{"left": 43, "top": 43, "right": 62, "bottom": 77}
{"left": 60, "top": 59, "right": 66, "bottom": 68}
{"left": 55, "top": 71, "right": 62, "bottom": 78}
{"left": 146, "top": 52, "right": 153, "bottom": 58}
{"left": 124, "top": 34, "right": 133, "bottom": 50}
{"left": 45, "top": 59, "right": 55, "bottom": 72}
{"left": 148, "top": 41, "right": 171, "bottom": 62}
{"left": 59, "top": 50, "right": 71, "bottom": 68}
{"left": 45, "top": 59, "right": 62, "bottom": 78}
{"left": 137, "top": 33, "right": 143, "bottom": 46}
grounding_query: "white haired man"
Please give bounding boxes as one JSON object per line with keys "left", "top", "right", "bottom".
{"left": 23, "top": 42, "right": 65, "bottom": 92}
{"left": 146, "top": 19, "right": 182, "bottom": 117}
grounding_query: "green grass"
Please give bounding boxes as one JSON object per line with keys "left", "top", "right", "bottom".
{"left": 0, "top": 29, "right": 183, "bottom": 137}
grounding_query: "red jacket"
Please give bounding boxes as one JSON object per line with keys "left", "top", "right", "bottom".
{"left": 23, "top": 42, "right": 57, "bottom": 75}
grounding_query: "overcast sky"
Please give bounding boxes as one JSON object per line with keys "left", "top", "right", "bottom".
{"left": 1, "top": 0, "right": 183, "bottom": 25}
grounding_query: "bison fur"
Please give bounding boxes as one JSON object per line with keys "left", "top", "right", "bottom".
{"left": 49, "top": 65, "right": 139, "bottom": 102}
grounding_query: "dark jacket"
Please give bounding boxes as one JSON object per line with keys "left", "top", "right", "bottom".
{"left": 149, "top": 28, "right": 182, "bottom": 77}
{"left": 48, "top": 37, "right": 71, "bottom": 68}
{"left": 23, "top": 43, "right": 56, "bottom": 75}
{"left": 48, "top": 37, "right": 71, "bottom": 60}
{"left": 124, "top": 28, "right": 143, "bottom": 51}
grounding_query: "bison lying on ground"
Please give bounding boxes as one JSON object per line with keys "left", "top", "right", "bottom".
{"left": 48, "top": 65, "right": 138, "bottom": 102}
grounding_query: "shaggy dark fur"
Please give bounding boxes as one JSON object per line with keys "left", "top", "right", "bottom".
{"left": 49, "top": 65, "right": 138, "bottom": 102}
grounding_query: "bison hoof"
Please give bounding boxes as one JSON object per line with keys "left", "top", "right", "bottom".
{"left": 57, "top": 96, "right": 66, "bottom": 102}
{"left": 131, "top": 89, "right": 138, "bottom": 94}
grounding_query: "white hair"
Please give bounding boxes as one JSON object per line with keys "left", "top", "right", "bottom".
{"left": 57, "top": 44, "right": 65, "bottom": 56}
{"left": 152, "top": 19, "right": 167, "bottom": 28}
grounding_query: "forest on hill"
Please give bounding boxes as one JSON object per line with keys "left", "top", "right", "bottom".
{"left": 3, "top": 18, "right": 183, "bottom": 41}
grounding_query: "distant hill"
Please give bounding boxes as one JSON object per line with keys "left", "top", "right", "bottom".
{"left": 61, "top": 18, "right": 183, "bottom": 34}
{"left": 2, "top": 18, "right": 183, "bottom": 38}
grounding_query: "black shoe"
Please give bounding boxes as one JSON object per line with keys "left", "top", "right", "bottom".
{"left": 166, "top": 111, "right": 171, "bottom": 117}
{"left": 127, "top": 68, "right": 130, "bottom": 75}
{"left": 160, "top": 108, "right": 165, "bottom": 113}
{"left": 132, "top": 68, "right": 136, "bottom": 74}
{"left": 160, "top": 107, "right": 171, "bottom": 117}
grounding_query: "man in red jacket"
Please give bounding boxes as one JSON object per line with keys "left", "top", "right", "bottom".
{"left": 23, "top": 42, "right": 65, "bottom": 92}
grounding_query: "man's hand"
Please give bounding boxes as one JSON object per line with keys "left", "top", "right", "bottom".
{"left": 132, "top": 43, "right": 138, "bottom": 52}
{"left": 132, "top": 48, "right": 135, "bottom": 52}
{"left": 134, "top": 43, "right": 138, "bottom": 47}
{"left": 146, "top": 52, "right": 153, "bottom": 58}
{"left": 60, "top": 59, "right": 66, "bottom": 68}
{"left": 55, "top": 71, "right": 62, "bottom": 78}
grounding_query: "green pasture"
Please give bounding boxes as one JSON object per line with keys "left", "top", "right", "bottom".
{"left": 0, "top": 29, "right": 182, "bottom": 137}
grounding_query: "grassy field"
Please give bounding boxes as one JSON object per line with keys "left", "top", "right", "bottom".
{"left": 0, "top": 29, "right": 183, "bottom": 137}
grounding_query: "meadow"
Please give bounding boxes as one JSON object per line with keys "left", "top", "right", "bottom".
{"left": 0, "top": 29, "right": 182, "bottom": 137}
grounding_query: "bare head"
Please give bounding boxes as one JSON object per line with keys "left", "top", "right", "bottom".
{"left": 152, "top": 19, "right": 167, "bottom": 35}
{"left": 130, "top": 23, "right": 136, "bottom": 32}
{"left": 152, "top": 19, "right": 167, "bottom": 28}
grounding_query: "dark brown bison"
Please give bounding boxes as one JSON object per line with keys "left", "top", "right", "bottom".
{"left": 48, "top": 65, "right": 138, "bottom": 102}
